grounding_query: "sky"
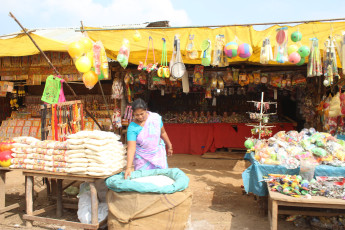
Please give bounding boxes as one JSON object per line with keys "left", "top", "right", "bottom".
{"left": 1, "top": 0, "right": 345, "bottom": 35}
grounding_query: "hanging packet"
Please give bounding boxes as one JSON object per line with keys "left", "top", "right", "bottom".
{"left": 41, "top": 75, "right": 62, "bottom": 104}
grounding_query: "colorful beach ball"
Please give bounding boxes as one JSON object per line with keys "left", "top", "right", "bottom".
{"left": 224, "top": 42, "right": 238, "bottom": 58}
{"left": 238, "top": 43, "right": 253, "bottom": 59}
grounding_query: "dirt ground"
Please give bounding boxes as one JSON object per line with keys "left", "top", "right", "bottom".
{"left": 0, "top": 154, "right": 301, "bottom": 230}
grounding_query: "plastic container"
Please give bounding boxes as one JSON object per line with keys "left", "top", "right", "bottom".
{"left": 299, "top": 160, "right": 316, "bottom": 181}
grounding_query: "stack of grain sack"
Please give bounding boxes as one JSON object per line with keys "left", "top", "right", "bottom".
{"left": 10, "top": 131, "right": 126, "bottom": 176}
{"left": 65, "top": 130, "right": 126, "bottom": 176}
{"left": 11, "top": 136, "right": 68, "bottom": 172}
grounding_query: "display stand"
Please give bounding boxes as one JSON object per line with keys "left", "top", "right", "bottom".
{"left": 23, "top": 169, "right": 122, "bottom": 229}
{"left": 267, "top": 184, "right": 345, "bottom": 230}
{"left": 247, "top": 92, "right": 277, "bottom": 139}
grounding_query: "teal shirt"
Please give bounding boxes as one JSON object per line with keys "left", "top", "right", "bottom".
{"left": 127, "top": 119, "right": 163, "bottom": 141}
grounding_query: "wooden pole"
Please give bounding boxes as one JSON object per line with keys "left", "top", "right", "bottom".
{"left": 8, "top": 12, "right": 102, "bottom": 130}
{"left": 75, "top": 17, "right": 345, "bottom": 32}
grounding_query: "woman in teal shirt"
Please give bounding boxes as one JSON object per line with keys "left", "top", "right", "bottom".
{"left": 125, "top": 98, "right": 173, "bottom": 179}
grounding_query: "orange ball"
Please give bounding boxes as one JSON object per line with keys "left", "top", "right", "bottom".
{"left": 82, "top": 71, "right": 98, "bottom": 89}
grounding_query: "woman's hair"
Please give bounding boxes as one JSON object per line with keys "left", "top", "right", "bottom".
{"left": 132, "top": 98, "right": 147, "bottom": 111}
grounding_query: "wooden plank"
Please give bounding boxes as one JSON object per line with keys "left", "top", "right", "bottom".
{"left": 23, "top": 214, "right": 99, "bottom": 229}
{"left": 0, "top": 202, "right": 21, "bottom": 214}
{"left": 277, "top": 201, "right": 345, "bottom": 210}
{"left": 90, "top": 182, "right": 98, "bottom": 225}
{"left": 62, "top": 180, "right": 77, "bottom": 191}
{"left": 279, "top": 209, "right": 345, "bottom": 217}
{"left": 63, "top": 203, "right": 78, "bottom": 210}
{"left": 56, "top": 179, "right": 63, "bottom": 218}
{"left": 269, "top": 188, "right": 345, "bottom": 206}
{"left": 25, "top": 176, "right": 33, "bottom": 227}
{"left": 32, "top": 205, "right": 57, "bottom": 216}
{"left": 202, "top": 151, "right": 245, "bottom": 160}
{"left": 0, "top": 171, "right": 6, "bottom": 221}
{"left": 22, "top": 169, "right": 122, "bottom": 181}
{"left": 271, "top": 200, "right": 278, "bottom": 230}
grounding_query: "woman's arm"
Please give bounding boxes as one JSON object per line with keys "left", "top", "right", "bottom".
{"left": 161, "top": 126, "right": 173, "bottom": 156}
{"left": 125, "top": 141, "right": 136, "bottom": 179}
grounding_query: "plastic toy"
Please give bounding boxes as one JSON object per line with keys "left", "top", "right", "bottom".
{"left": 224, "top": 41, "right": 238, "bottom": 58}
{"left": 238, "top": 43, "right": 253, "bottom": 59}
{"left": 291, "top": 31, "right": 302, "bottom": 42}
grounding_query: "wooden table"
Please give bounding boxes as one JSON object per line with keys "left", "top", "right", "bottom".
{"left": 23, "top": 169, "right": 121, "bottom": 230}
{"left": 268, "top": 185, "right": 345, "bottom": 230}
{"left": 0, "top": 167, "right": 23, "bottom": 221}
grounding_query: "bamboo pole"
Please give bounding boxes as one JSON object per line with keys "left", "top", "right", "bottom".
{"left": 8, "top": 12, "right": 102, "bottom": 130}
{"left": 75, "top": 17, "right": 345, "bottom": 32}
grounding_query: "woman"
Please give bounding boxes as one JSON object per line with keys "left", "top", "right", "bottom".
{"left": 125, "top": 98, "right": 173, "bottom": 179}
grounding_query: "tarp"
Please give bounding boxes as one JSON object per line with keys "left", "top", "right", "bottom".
{"left": 1, "top": 21, "right": 345, "bottom": 66}
{"left": 105, "top": 168, "right": 190, "bottom": 194}
{"left": 86, "top": 21, "right": 345, "bottom": 66}
{"left": 0, "top": 33, "right": 68, "bottom": 57}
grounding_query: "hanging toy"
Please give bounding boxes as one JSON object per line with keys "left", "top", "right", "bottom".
{"left": 170, "top": 34, "right": 186, "bottom": 79}
{"left": 275, "top": 27, "right": 288, "bottom": 63}
{"left": 323, "top": 36, "right": 339, "bottom": 86}
{"left": 158, "top": 38, "right": 170, "bottom": 78}
{"left": 212, "top": 34, "right": 226, "bottom": 66}
{"left": 307, "top": 38, "right": 322, "bottom": 77}
{"left": 224, "top": 40, "right": 238, "bottom": 58}
{"left": 238, "top": 43, "right": 253, "bottom": 59}
{"left": 260, "top": 37, "right": 273, "bottom": 64}
{"left": 186, "top": 34, "right": 198, "bottom": 59}
{"left": 117, "top": 39, "right": 130, "bottom": 69}
{"left": 193, "top": 65, "right": 205, "bottom": 85}
{"left": 291, "top": 31, "right": 302, "bottom": 42}
{"left": 138, "top": 36, "right": 158, "bottom": 73}
{"left": 334, "top": 32, "right": 345, "bottom": 75}
{"left": 133, "top": 30, "right": 142, "bottom": 42}
{"left": 200, "top": 39, "right": 212, "bottom": 66}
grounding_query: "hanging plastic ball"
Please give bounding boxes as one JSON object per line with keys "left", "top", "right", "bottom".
{"left": 291, "top": 31, "right": 302, "bottom": 42}
{"left": 224, "top": 42, "right": 238, "bottom": 58}
{"left": 82, "top": 70, "right": 98, "bottom": 89}
{"left": 238, "top": 43, "right": 253, "bottom": 59}
{"left": 288, "top": 52, "right": 301, "bottom": 64}
{"left": 75, "top": 56, "right": 92, "bottom": 73}
{"left": 68, "top": 41, "right": 85, "bottom": 58}
{"left": 86, "top": 51, "right": 94, "bottom": 66}
{"left": 323, "top": 79, "right": 330, "bottom": 87}
{"left": 298, "top": 46, "right": 310, "bottom": 58}
{"left": 287, "top": 45, "right": 299, "bottom": 55}
{"left": 79, "top": 37, "right": 93, "bottom": 53}
{"left": 296, "top": 57, "right": 305, "bottom": 66}
{"left": 244, "top": 139, "right": 254, "bottom": 149}
{"left": 276, "top": 29, "right": 288, "bottom": 44}
{"left": 133, "top": 30, "right": 142, "bottom": 42}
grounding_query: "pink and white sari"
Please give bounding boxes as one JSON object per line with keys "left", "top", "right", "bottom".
{"left": 134, "top": 112, "right": 168, "bottom": 170}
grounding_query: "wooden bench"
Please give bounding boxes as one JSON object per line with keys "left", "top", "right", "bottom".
{"left": 268, "top": 185, "right": 345, "bottom": 230}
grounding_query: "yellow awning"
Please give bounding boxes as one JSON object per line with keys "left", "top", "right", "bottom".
{"left": 86, "top": 21, "right": 345, "bottom": 66}
{"left": 0, "top": 33, "right": 68, "bottom": 57}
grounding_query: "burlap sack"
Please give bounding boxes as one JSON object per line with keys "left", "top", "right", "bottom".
{"left": 107, "top": 188, "right": 192, "bottom": 230}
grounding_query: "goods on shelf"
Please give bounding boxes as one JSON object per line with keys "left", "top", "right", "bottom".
{"left": 9, "top": 130, "right": 126, "bottom": 176}
{"left": 252, "top": 128, "right": 345, "bottom": 168}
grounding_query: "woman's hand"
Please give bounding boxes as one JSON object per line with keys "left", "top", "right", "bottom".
{"left": 167, "top": 148, "right": 173, "bottom": 156}
{"left": 124, "top": 167, "right": 133, "bottom": 179}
